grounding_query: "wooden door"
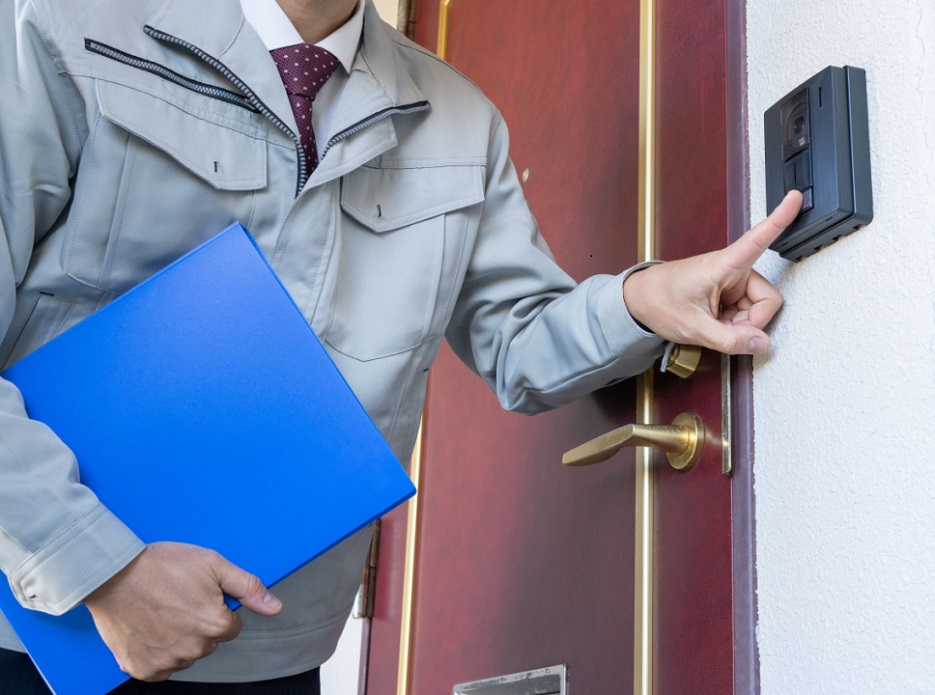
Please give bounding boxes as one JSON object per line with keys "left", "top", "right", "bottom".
{"left": 365, "top": 1, "right": 750, "bottom": 693}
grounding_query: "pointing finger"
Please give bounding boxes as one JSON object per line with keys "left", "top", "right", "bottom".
{"left": 724, "top": 190, "right": 803, "bottom": 270}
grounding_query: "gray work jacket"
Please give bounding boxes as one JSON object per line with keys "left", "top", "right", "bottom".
{"left": 0, "top": 0, "right": 663, "bottom": 681}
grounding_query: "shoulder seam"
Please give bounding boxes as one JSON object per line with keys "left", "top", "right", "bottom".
{"left": 389, "top": 34, "right": 485, "bottom": 93}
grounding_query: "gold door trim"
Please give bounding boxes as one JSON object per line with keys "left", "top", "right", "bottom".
{"left": 396, "top": 420, "right": 423, "bottom": 695}
{"left": 635, "top": 0, "right": 656, "bottom": 692}
{"left": 397, "top": 4, "right": 452, "bottom": 687}
{"left": 437, "top": 0, "right": 454, "bottom": 60}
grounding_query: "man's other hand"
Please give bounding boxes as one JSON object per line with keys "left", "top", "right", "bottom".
{"left": 84, "top": 542, "right": 283, "bottom": 682}
{"left": 623, "top": 190, "right": 803, "bottom": 355}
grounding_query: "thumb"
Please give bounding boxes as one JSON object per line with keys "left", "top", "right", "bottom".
{"left": 213, "top": 556, "right": 283, "bottom": 617}
{"left": 696, "top": 315, "right": 771, "bottom": 356}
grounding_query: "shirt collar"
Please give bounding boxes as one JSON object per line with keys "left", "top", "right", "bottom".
{"left": 239, "top": 0, "right": 363, "bottom": 73}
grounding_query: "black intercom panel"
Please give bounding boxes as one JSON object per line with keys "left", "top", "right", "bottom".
{"left": 764, "top": 65, "right": 873, "bottom": 261}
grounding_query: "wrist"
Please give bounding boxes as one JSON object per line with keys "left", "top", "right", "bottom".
{"left": 621, "top": 264, "right": 656, "bottom": 333}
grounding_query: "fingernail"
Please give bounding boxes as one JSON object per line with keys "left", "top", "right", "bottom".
{"left": 263, "top": 592, "right": 282, "bottom": 610}
{"left": 747, "top": 337, "right": 767, "bottom": 354}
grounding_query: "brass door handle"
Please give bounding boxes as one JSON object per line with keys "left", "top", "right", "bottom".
{"left": 562, "top": 412, "right": 704, "bottom": 471}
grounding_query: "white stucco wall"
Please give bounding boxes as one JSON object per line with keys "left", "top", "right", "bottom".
{"left": 747, "top": 2, "right": 935, "bottom": 693}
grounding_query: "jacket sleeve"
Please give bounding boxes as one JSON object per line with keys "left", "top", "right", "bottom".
{"left": 445, "top": 112, "right": 665, "bottom": 414}
{"left": 0, "top": 0, "right": 144, "bottom": 616}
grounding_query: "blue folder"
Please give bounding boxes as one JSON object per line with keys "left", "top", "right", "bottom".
{"left": 0, "top": 223, "right": 415, "bottom": 695}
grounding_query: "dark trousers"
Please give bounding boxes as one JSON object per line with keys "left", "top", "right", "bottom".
{"left": 0, "top": 648, "right": 321, "bottom": 694}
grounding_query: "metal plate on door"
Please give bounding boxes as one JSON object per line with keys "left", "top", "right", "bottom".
{"left": 453, "top": 664, "right": 567, "bottom": 695}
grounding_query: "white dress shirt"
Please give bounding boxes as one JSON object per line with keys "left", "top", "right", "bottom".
{"left": 239, "top": 0, "right": 364, "bottom": 163}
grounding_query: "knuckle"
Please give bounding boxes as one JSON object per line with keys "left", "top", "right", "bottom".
{"left": 121, "top": 658, "right": 170, "bottom": 682}
{"left": 243, "top": 573, "right": 264, "bottom": 595}
{"left": 172, "top": 660, "right": 198, "bottom": 676}
{"left": 140, "top": 671, "right": 173, "bottom": 683}
{"left": 718, "top": 335, "right": 740, "bottom": 355}
{"left": 114, "top": 656, "right": 132, "bottom": 676}
{"left": 184, "top": 640, "right": 210, "bottom": 661}
{"left": 221, "top": 614, "right": 244, "bottom": 642}
{"left": 205, "top": 607, "right": 242, "bottom": 642}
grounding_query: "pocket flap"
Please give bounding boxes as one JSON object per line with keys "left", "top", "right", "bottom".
{"left": 340, "top": 165, "right": 484, "bottom": 233}
{"left": 96, "top": 80, "right": 267, "bottom": 191}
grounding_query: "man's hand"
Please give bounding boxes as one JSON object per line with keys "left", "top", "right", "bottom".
{"left": 623, "top": 190, "right": 803, "bottom": 355}
{"left": 84, "top": 542, "right": 283, "bottom": 682}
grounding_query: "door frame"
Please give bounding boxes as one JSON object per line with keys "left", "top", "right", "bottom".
{"left": 724, "top": 0, "right": 759, "bottom": 692}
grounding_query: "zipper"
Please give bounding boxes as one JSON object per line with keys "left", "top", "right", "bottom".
{"left": 84, "top": 39, "right": 257, "bottom": 113}
{"left": 142, "top": 25, "right": 308, "bottom": 196}
{"left": 139, "top": 26, "right": 433, "bottom": 195}
{"left": 321, "top": 102, "right": 431, "bottom": 160}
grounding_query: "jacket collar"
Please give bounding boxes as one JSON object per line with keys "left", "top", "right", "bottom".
{"left": 303, "top": 1, "right": 430, "bottom": 182}
{"left": 143, "top": 0, "right": 428, "bottom": 140}
{"left": 338, "top": 0, "right": 428, "bottom": 126}
{"left": 144, "top": 0, "right": 292, "bottom": 129}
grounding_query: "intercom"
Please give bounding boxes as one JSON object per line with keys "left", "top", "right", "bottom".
{"left": 764, "top": 65, "right": 873, "bottom": 261}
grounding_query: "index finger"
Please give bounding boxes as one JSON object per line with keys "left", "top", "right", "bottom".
{"left": 724, "top": 190, "right": 803, "bottom": 269}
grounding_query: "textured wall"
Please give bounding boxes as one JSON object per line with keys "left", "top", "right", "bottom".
{"left": 747, "top": 2, "right": 935, "bottom": 693}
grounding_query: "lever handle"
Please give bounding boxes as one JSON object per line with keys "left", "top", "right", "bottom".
{"left": 562, "top": 412, "right": 704, "bottom": 471}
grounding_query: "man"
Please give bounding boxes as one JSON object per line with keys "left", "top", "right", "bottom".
{"left": 0, "top": 0, "right": 801, "bottom": 691}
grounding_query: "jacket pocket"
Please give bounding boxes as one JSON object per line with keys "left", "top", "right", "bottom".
{"left": 95, "top": 80, "right": 267, "bottom": 191}
{"left": 64, "top": 79, "right": 268, "bottom": 295}
{"left": 325, "top": 164, "right": 484, "bottom": 362}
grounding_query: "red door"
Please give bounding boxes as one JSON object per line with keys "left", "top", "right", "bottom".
{"left": 366, "top": 1, "right": 748, "bottom": 692}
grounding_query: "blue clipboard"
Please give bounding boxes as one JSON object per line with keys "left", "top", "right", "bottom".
{"left": 0, "top": 223, "right": 415, "bottom": 695}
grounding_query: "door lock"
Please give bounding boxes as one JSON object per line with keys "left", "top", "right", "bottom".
{"left": 562, "top": 412, "right": 705, "bottom": 471}
{"left": 661, "top": 343, "right": 703, "bottom": 378}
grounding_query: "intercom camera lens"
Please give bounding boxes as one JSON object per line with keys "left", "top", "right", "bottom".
{"left": 781, "top": 90, "right": 810, "bottom": 158}
{"left": 793, "top": 115, "right": 806, "bottom": 136}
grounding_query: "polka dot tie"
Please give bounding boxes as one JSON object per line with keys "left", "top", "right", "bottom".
{"left": 270, "top": 44, "right": 340, "bottom": 171}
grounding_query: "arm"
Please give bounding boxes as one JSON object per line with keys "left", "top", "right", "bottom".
{"left": 446, "top": 114, "right": 799, "bottom": 414}
{"left": 0, "top": 3, "right": 279, "bottom": 680}
{"left": 445, "top": 114, "right": 666, "bottom": 414}
{"left": 0, "top": 0, "right": 143, "bottom": 618}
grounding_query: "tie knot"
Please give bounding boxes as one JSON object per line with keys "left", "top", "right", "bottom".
{"left": 270, "top": 44, "right": 340, "bottom": 99}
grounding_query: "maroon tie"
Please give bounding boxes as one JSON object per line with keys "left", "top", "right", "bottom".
{"left": 270, "top": 44, "right": 340, "bottom": 171}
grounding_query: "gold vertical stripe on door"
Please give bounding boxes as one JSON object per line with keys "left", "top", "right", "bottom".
{"left": 634, "top": 0, "right": 656, "bottom": 692}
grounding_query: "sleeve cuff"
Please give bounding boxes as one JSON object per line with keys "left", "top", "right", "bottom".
{"left": 594, "top": 261, "right": 665, "bottom": 354}
{"left": 8, "top": 504, "right": 144, "bottom": 616}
